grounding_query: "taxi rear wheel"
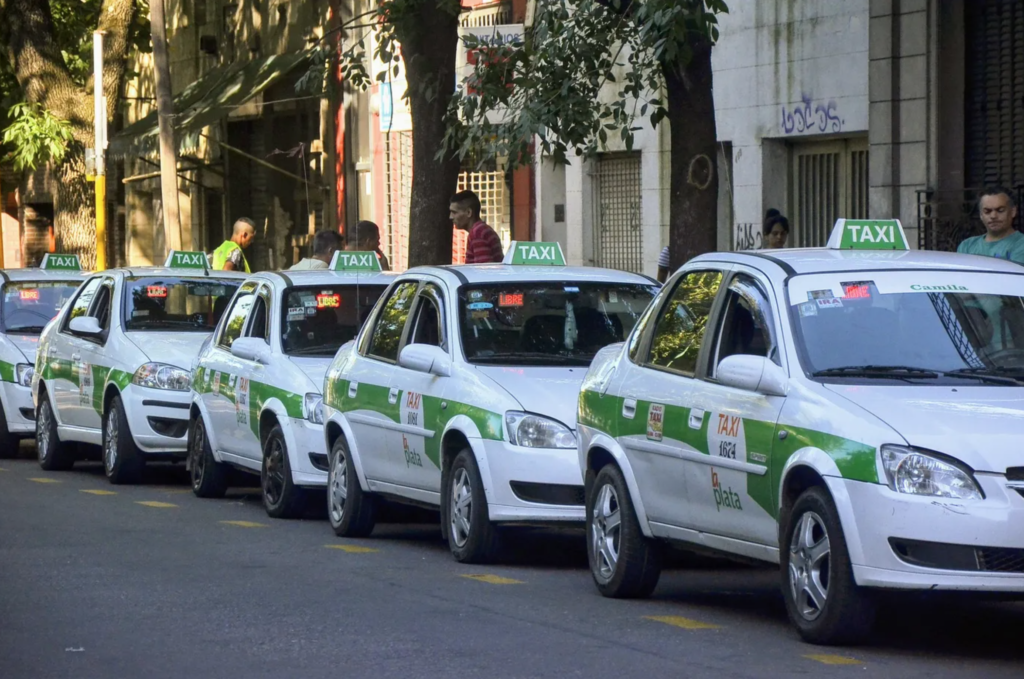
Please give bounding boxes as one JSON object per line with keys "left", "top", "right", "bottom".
{"left": 188, "top": 415, "right": 228, "bottom": 499}
{"left": 327, "top": 436, "right": 376, "bottom": 537}
{"left": 587, "top": 464, "right": 662, "bottom": 598}
{"left": 444, "top": 449, "right": 501, "bottom": 564}
{"left": 37, "top": 396, "right": 74, "bottom": 471}
{"left": 781, "top": 486, "right": 876, "bottom": 645}
{"left": 262, "top": 425, "right": 307, "bottom": 519}
{"left": 104, "top": 396, "right": 144, "bottom": 485}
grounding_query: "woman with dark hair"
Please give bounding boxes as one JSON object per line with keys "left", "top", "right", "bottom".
{"left": 764, "top": 209, "right": 790, "bottom": 249}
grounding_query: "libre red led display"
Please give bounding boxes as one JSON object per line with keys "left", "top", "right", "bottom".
{"left": 843, "top": 284, "right": 871, "bottom": 299}
{"left": 19, "top": 289, "right": 39, "bottom": 301}
{"left": 498, "top": 292, "right": 524, "bottom": 307}
{"left": 147, "top": 286, "right": 168, "bottom": 298}
{"left": 316, "top": 294, "right": 341, "bottom": 308}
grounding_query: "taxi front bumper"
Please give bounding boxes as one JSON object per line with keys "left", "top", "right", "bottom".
{"left": 1, "top": 380, "right": 36, "bottom": 435}
{"left": 120, "top": 384, "right": 191, "bottom": 456}
{"left": 835, "top": 476, "right": 1024, "bottom": 592}
{"left": 481, "top": 439, "right": 585, "bottom": 523}
{"left": 286, "top": 417, "right": 329, "bottom": 487}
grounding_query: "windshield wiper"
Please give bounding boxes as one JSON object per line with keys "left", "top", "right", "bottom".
{"left": 288, "top": 344, "right": 339, "bottom": 356}
{"left": 944, "top": 368, "right": 1024, "bottom": 385}
{"left": 812, "top": 365, "right": 940, "bottom": 379}
{"left": 471, "top": 352, "right": 592, "bottom": 366}
{"left": 5, "top": 325, "right": 47, "bottom": 334}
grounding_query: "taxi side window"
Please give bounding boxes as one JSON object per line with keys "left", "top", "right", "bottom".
{"left": 245, "top": 288, "right": 272, "bottom": 343}
{"left": 60, "top": 277, "right": 103, "bottom": 332}
{"left": 710, "top": 275, "right": 778, "bottom": 376}
{"left": 626, "top": 291, "right": 661, "bottom": 363}
{"left": 647, "top": 270, "right": 723, "bottom": 376}
{"left": 408, "top": 283, "right": 446, "bottom": 351}
{"left": 217, "top": 285, "right": 258, "bottom": 350}
{"left": 367, "top": 281, "right": 419, "bottom": 363}
{"left": 88, "top": 279, "right": 115, "bottom": 336}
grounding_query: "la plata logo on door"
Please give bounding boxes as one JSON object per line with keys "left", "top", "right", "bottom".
{"left": 711, "top": 467, "right": 742, "bottom": 512}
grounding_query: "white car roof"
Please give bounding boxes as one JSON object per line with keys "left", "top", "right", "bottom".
{"left": 692, "top": 248, "right": 1024, "bottom": 278}
{"left": 405, "top": 264, "right": 658, "bottom": 287}
{"left": 246, "top": 269, "right": 399, "bottom": 290}
{"left": 110, "top": 266, "right": 250, "bottom": 280}
{"left": 0, "top": 269, "right": 92, "bottom": 284}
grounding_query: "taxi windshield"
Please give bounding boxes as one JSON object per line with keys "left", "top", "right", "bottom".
{"left": 2, "top": 281, "right": 81, "bottom": 334}
{"left": 459, "top": 282, "right": 658, "bottom": 366}
{"left": 789, "top": 272, "right": 1024, "bottom": 385}
{"left": 124, "top": 277, "right": 241, "bottom": 332}
{"left": 282, "top": 284, "right": 387, "bottom": 356}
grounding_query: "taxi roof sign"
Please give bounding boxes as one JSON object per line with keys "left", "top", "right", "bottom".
{"left": 504, "top": 241, "right": 566, "bottom": 266}
{"left": 330, "top": 250, "right": 382, "bottom": 272}
{"left": 38, "top": 253, "right": 82, "bottom": 271}
{"left": 164, "top": 250, "right": 210, "bottom": 269}
{"left": 827, "top": 219, "right": 909, "bottom": 251}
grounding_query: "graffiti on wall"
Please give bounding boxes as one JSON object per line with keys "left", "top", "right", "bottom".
{"left": 734, "top": 223, "right": 762, "bottom": 251}
{"left": 782, "top": 94, "right": 844, "bottom": 135}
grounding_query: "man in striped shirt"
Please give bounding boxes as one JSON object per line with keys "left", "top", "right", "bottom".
{"left": 450, "top": 190, "right": 504, "bottom": 264}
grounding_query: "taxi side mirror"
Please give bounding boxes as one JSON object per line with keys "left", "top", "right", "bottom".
{"left": 68, "top": 316, "right": 103, "bottom": 336}
{"left": 399, "top": 343, "right": 451, "bottom": 377}
{"left": 717, "top": 355, "right": 788, "bottom": 397}
{"left": 230, "top": 336, "right": 271, "bottom": 364}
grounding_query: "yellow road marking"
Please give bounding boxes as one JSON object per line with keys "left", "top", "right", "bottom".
{"left": 460, "top": 574, "right": 524, "bottom": 585}
{"left": 220, "top": 520, "right": 267, "bottom": 528}
{"left": 81, "top": 489, "right": 117, "bottom": 496}
{"left": 28, "top": 477, "right": 61, "bottom": 484}
{"left": 325, "top": 544, "right": 379, "bottom": 553}
{"left": 805, "top": 655, "right": 861, "bottom": 666}
{"left": 136, "top": 500, "right": 177, "bottom": 508}
{"left": 645, "top": 615, "right": 721, "bottom": 630}
{"left": 161, "top": 489, "right": 192, "bottom": 495}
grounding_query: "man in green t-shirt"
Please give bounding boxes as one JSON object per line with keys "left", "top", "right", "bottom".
{"left": 957, "top": 187, "right": 1024, "bottom": 264}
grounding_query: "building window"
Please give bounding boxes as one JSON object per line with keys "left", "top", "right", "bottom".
{"left": 593, "top": 152, "right": 643, "bottom": 273}
{"left": 790, "top": 138, "right": 868, "bottom": 247}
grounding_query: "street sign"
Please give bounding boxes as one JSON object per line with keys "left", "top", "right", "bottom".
{"left": 330, "top": 250, "right": 383, "bottom": 272}
{"left": 504, "top": 241, "right": 567, "bottom": 266}
{"left": 165, "top": 250, "right": 210, "bottom": 269}
{"left": 827, "top": 219, "right": 909, "bottom": 251}
{"left": 38, "top": 254, "right": 82, "bottom": 271}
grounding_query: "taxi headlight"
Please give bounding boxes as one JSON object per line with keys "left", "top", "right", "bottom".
{"left": 879, "top": 444, "right": 983, "bottom": 500}
{"left": 132, "top": 363, "right": 191, "bottom": 391}
{"left": 16, "top": 363, "right": 34, "bottom": 387}
{"left": 303, "top": 393, "right": 324, "bottom": 424}
{"left": 505, "top": 411, "right": 577, "bottom": 449}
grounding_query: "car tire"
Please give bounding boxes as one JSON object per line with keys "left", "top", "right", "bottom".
{"left": 0, "top": 403, "right": 21, "bottom": 459}
{"left": 587, "top": 463, "right": 662, "bottom": 598}
{"left": 262, "top": 425, "right": 307, "bottom": 519}
{"left": 103, "top": 396, "right": 145, "bottom": 485}
{"left": 327, "top": 436, "right": 376, "bottom": 537}
{"left": 188, "top": 415, "right": 228, "bottom": 499}
{"left": 781, "top": 485, "right": 876, "bottom": 645}
{"left": 444, "top": 448, "right": 501, "bottom": 564}
{"left": 36, "top": 396, "right": 75, "bottom": 471}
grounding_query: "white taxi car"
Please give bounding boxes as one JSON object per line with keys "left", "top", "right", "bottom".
{"left": 322, "top": 242, "right": 659, "bottom": 563}
{"left": 32, "top": 251, "right": 245, "bottom": 482}
{"left": 188, "top": 251, "right": 392, "bottom": 518}
{"left": 0, "top": 255, "right": 89, "bottom": 458}
{"left": 577, "top": 219, "right": 1024, "bottom": 644}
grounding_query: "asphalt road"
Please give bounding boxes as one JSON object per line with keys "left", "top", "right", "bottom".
{"left": 3, "top": 446, "right": 1024, "bottom": 679}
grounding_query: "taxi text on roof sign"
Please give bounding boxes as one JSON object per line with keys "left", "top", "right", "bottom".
{"left": 38, "top": 253, "right": 82, "bottom": 271}
{"left": 504, "top": 241, "right": 566, "bottom": 266}
{"left": 826, "top": 218, "right": 909, "bottom": 251}
{"left": 329, "top": 250, "right": 382, "bottom": 272}
{"left": 164, "top": 250, "right": 210, "bottom": 269}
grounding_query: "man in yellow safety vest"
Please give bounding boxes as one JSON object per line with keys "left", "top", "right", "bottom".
{"left": 210, "top": 217, "right": 256, "bottom": 272}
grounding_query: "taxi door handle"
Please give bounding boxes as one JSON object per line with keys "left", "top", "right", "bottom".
{"left": 347, "top": 382, "right": 358, "bottom": 398}
{"left": 388, "top": 387, "right": 400, "bottom": 405}
{"left": 689, "top": 409, "right": 705, "bottom": 430}
{"left": 622, "top": 398, "right": 637, "bottom": 419}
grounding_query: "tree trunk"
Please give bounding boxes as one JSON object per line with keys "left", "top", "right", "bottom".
{"left": 393, "top": 0, "right": 462, "bottom": 267}
{"left": 0, "top": 0, "right": 135, "bottom": 268}
{"left": 663, "top": 33, "right": 719, "bottom": 270}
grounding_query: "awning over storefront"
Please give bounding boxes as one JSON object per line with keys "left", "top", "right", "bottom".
{"left": 108, "top": 50, "right": 315, "bottom": 158}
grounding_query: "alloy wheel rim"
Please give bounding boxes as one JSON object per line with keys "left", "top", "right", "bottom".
{"left": 788, "top": 510, "right": 831, "bottom": 621}
{"left": 104, "top": 409, "right": 118, "bottom": 473}
{"left": 328, "top": 448, "right": 348, "bottom": 525}
{"left": 190, "top": 423, "right": 206, "bottom": 490}
{"left": 449, "top": 467, "right": 472, "bottom": 548}
{"left": 591, "top": 482, "right": 621, "bottom": 582}
{"left": 264, "top": 438, "right": 286, "bottom": 506}
{"left": 37, "top": 403, "right": 50, "bottom": 460}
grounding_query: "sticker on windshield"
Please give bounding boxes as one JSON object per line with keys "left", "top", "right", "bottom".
{"left": 798, "top": 302, "right": 817, "bottom": 317}
{"left": 470, "top": 310, "right": 489, "bottom": 320}
{"left": 646, "top": 404, "right": 664, "bottom": 442}
{"left": 468, "top": 301, "right": 493, "bottom": 310}
{"left": 808, "top": 290, "right": 835, "bottom": 301}
{"left": 469, "top": 290, "right": 484, "bottom": 301}
{"left": 287, "top": 307, "right": 305, "bottom": 320}
{"left": 816, "top": 297, "right": 843, "bottom": 309}
{"left": 608, "top": 290, "right": 619, "bottom": 304}
{"left": 564, "top": 286, "right": 580, "bottom": 293}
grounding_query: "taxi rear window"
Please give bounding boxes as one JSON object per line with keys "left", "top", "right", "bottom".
{"left": 459, "top": 282, "right": 657, "bottom": 366}
{"left": 282, "top": 284, "right": 387, "bottom": 356}
{"left": 124, "top": 277, "right": 241, "bottom": 332}
{"left": 2, "top": 281, "right": 81, "bottom": 334}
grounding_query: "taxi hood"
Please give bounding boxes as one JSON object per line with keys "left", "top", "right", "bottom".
{"left": 6, "top": 334, "right": 40, "bottom": 364}
{"left": 287, "top": 356, "right": 332, "bottom": 393}
{"left": 473, "top": 365, "right": 586, "bottom": 431}
{"left": 824, "top": 384, "right": 1024, "bottom": 473}
{"left": 125, "top": 331, "right": 212, "bottom": 370}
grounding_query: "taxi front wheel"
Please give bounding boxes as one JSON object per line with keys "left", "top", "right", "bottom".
{"left": 37, "top": 397, "right": 74, "bottom": 471}
{"left": 189, "top": 416, "right": 228, "bottom": 499}
{"left": 262, "top": 425, "right": 307, "bottom": 519}
{"left": 781, "top": 486, "right": 876, "bottom": 645}
{"left": 327, "top": 436, "right": 376, "bottom": 537}
{"left": 586, "top": 464, "right": 662, "bottom": 598}
{"left": 104, "top": 396, "right": 145, "bottom": 485}
{"left": 443, "top": 449, "right": 501, "bottom": 564}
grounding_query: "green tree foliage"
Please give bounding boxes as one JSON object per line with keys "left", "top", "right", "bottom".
{"left": 2, "top": 102, "right": 75, "bottom": 170}
{"left": 649, "top": 270, "right": 721, "bottom": 371}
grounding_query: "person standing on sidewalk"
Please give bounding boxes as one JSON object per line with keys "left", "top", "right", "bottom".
{"left": 289, "top": 229, "right": 342, "bottom": 270}
{"left": 450, "top": 190, "right": 503, "bottom": 264}
{"left": 211, "top": 217, "right": 256, "bottom": 272}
